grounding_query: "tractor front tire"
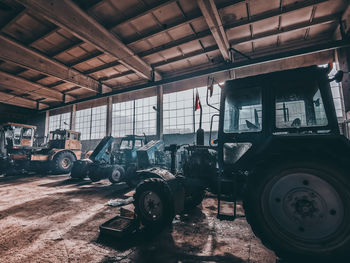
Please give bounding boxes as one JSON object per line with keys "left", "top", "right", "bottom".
{"left": 108, "top": 165, "right": 125, "bottom": 184}
{"left": 51, "top": 151, "right": 76, "bottom": 174}
{"left": 70, "top": 159, "right": 91, "bottom": 179}
{"left": 244, "top": 161, "right": 350, "bottom": 262}
{"left": 88, "top": 164, "right": 103, "bottom": 182}
{"left": 134, "top": 178, "right": 175, "bottom": 229}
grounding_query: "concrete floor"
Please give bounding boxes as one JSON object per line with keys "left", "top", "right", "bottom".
{"left": 0, "top": 174, "right": 276, "bottom": 263}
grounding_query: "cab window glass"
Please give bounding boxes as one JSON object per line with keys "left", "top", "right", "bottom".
{"left": 71, "top": 133, "right": 79, "bottom": 140}
{"left": 22, "top": 128, "right": 33, "bottom": 139}
{"left": 134, "top": 139, "right": 142, "bottom": 148}
{"left": 120, "top": 140, "right": 132, "bottom": 149}
{"left": 13, "top": 127, "right": 21, "bottom": 145}
{"left": 275, "top": 80, "right": 328, "bottom": 128}
{"left": 224, "top": 86, "right": 262, "bottom": 133}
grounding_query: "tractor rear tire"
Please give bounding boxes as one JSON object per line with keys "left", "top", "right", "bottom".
{"left": 51, "top": 151, "right": 76, "bottom": 174}
{"left": 134, "top": 178, "right": 175, "bottom": 229}
{"left": 244, "top": 161, "right": 350, "bottom": 262}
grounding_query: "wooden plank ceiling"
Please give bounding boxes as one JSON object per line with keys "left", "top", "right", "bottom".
{"left": 0, "top": 0, "right": 348, "bottom": 109}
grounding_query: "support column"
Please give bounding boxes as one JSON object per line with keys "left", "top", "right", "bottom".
{"left": 70, "top": 104, "right": 76, "bottom": 131}
{"left": 336, "top": 47, "right": 350, "bottom": 115}
{"left": 156, "top": 86, "right": 163, "bottom": 140}
{"left": 106, "top": 97, "right": 113, "bottom": 136}
{"left": 44, "top": 110, "right": 49, "bottom": 138}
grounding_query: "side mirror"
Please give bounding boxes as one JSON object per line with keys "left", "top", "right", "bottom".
{"left": 329, "top": 70, "right": 344, "bottom": 83}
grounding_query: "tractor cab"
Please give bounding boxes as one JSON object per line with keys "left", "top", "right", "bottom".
{"left": 217, "top": 66, "right": 340, "bottom": 171}
{"left": 2, "top": 123, "right": 37, "bottom": 150}
{"left": 115, "top": 135, "right": 146, "bottom": 165}
{"left": 48, "top": 129, "right": 81, "bottom": 150}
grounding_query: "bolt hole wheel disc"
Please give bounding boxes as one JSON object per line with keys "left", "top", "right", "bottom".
{"left": 61, "top": 158, "right": 71, "bottom": 169}
{"left": 139, "top": 191, "right": 163, "bottom": 222}
{"left": 263, "top": 171, "right": 345, "bottom": 245}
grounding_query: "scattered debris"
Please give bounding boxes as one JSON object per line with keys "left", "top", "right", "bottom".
{"left": 107, "top": 197, "right": 133, "bottom": 207}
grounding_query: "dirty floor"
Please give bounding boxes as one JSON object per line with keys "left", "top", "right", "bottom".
{"left": 0, "top": 174, "right": 276, "bottom": 263}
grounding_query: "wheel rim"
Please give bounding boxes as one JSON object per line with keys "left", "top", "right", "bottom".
{"left": 111, "top": 170, "right": 120, "bottom": 182}
{"left": 264, "top": 172, "right": 345, "bottom": 243}
{"left": 61, "top": 158, "right": 71, "bottom": 169}
{"left": 139, "top": 190, "right": 163, "bottom": 221}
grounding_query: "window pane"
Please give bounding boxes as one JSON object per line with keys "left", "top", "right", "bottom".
{"left": 91, "top": 105, "right": 106, "bottom": 139}
{"left": 275, "top": 80, "right": 328, "bottom": 128}
{"left": 75, "top": 108, "right": 91, "bottom": 140}
{"left": 224, "top": 86, "right": 262, "bottom": 133}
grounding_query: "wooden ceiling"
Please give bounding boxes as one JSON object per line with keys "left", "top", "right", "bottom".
{"left": 0, "top": 0, "right": 348, "bottom": 110}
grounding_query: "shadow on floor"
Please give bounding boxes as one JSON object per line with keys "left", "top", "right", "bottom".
{"left": 97, "top": 207, "right": 245, "bottom": 263}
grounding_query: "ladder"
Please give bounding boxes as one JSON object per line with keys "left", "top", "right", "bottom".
{"left": 217, "top": 171, "right": 238, "bottom": 221}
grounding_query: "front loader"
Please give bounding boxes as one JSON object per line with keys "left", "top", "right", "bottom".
{"left": 132, "top": 66, "right": 350, "bottom": 262}
{"left": 70, "top": 134, "right": 165, "bottom": 185}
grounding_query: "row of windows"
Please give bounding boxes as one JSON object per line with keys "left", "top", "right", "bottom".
{"left": 48, "top": 112, "right": 71, "bottom": 132}
{"left": 49, "top": 67, "right": 344, "bottom": 139}
{"left": 112, "top": 96, "right": 157, "bottom": 137}
{"left": 48, "top": 97, "right": 158, "bottom": 140}
{"left": 163, "top": 85, "right": 221, "bottom": 134}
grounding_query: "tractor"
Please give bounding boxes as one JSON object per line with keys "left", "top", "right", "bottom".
{"left": 70, "top": 134, "right": 166, "bottom": 184}
{"left": 132, "top": 66, "right": 350, "bottom": 262}
{"left": 0, "top": 123, "right": 82, "bottom": 175}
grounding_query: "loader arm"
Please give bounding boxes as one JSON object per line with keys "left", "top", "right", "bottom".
{"left": 89, "top": 136, "right": 115, "bottom": 164}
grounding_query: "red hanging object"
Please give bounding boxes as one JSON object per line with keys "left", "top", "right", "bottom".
{"left": 194, "top": 89, "right": 201, "bottom": 111}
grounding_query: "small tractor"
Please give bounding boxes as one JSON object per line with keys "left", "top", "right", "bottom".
{"left": 0, "top": 123, "right": 82, "bottom": 175}
{"left": 131, "top": 66, "right": 350, "bottom": 263}
{"left": 70, "top": 134, "right": 165, "bottom": 185}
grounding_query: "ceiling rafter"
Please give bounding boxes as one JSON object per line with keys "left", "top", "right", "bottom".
{"left": 90, "top": 12, "right": 339, "bottom": 81}
{"left": 0, "top": 89, "right": 48, "bottom": 109}
{"left": 105, "top": 0, "right": 178, "bottom": 31}
{"left": 27, "top": 0, "right": 244, "bottom": 72}
{"left": 41, "top": 39, "right": 350, "bottom": 112}
{"left": 151, "top": 14, "right": 339, "bottom": 68}
{"left": 73, "top": 0, "right": 333, "bottom": 81}
{"left": 198, "top": 0, "right": 230, "bottom": 61}
{"left": 24, "top": 0, "right": 179, "bottom": 77}
{"left": 136, "top": 0, "right": 331, "bottom": 58}
{"left": 0, "top": 70, "right": 75, "bottom": 102}
{"left": 15, "top": 0, "right": 160, "bottom": 81}
{"left": 0, "top": 34, "right": 110, "bottom": 94}
{"left": 5, "top": 0, "right": 241, "bottom": 83}
{"left": 124, "top": 0, "right": 245, "bottom": 46}
{"left": 1, "top": 8, "right": 26, "bottom": 32}
{"left": 96, "top": 14, "right": 338, "bottom": 82}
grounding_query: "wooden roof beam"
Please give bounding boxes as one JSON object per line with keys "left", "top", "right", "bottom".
{"left": 93, "top": 13, "right": 338, "bottom": 80}
{"left": 15, "top": 0, "right": 159, "bottom": 80}
{"left": 0, "top": 34, "right": 111, "bottom": 93}
{"left": 0, "top": 70, "right": 75, "bottom": 102}
{"left": 127, "top": 0, "right": 328, "bottom": 47}
{"left": 151, "top": 15, "right": 339, "bottom": 68}
{"left": 0, "top": 90, "right": 48, "bottom": 109}
{"left": 198, "top": 0, "right": 230, "bottom": 61}
{"left": 138, "top": 0, "right": 331, "bottom": 58}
